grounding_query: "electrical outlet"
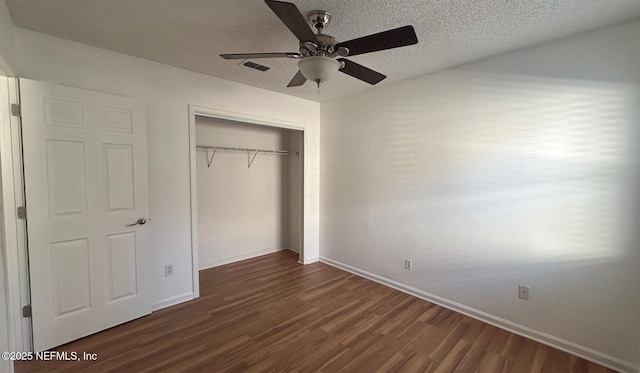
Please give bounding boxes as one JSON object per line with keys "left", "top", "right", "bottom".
{"left": 404, "top": 258, "right": 412, "bottom": 271}
{"left": 165, "top": 264, "right": 174, "bottom": 277}
{"left": 518, "top": 285, "right": 529, "bottom": 300}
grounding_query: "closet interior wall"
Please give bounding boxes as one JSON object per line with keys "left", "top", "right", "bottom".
{"left": 195, "top": 116, "right": 301, "bottom": 269}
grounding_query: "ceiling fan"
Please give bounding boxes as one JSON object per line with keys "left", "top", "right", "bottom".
{"left": 220, "top": 0, "right": 418, "bottom": 90}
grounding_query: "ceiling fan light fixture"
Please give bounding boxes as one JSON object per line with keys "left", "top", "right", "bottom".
{"left": 221, "top": 1, "right": 418, "bottom": 90}
{"left": 298, "top": 56, "right": 341, "bottom": 85}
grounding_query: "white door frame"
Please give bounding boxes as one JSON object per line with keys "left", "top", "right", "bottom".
{"left": 1, "top": 77, "right": 32, "bottom": 356}
{"left": 187, "top": 105, "right": 305, "bottom": 296}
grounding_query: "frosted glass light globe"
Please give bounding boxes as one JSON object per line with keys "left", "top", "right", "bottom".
{"left": 298, "top": 56, "right": 341, "bottom": 84}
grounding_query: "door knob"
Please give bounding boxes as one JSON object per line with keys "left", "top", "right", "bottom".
{"left": 127, "top": 217, "right": 147, "bottom": 226}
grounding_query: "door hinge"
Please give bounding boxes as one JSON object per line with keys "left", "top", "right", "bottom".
{"left": 11, "top": 103, "right": 21, "bottom": 117}
{"left": 22, "top": 305, "right": 32, "bottom": 318}
{"left": 17, "top": 206, "right": 26, "bottom": 219}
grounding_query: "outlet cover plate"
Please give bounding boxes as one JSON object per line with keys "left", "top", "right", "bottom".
{"left": 404, "top": 258, "right": 412, "bottom": 271}
{"left": 165, "top": 264, "right": 174, "bottom": 277}
{"left": 519, "top": 285, "right": 529, "bottom": 300}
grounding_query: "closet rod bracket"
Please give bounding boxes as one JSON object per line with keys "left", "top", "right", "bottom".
{"left": 248, "top": 150, "right": 259, "bottom": 168}
{"left": 206, "top": 147, "right": 217, "bottom": 168}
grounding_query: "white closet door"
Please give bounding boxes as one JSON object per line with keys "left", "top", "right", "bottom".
{"left": 20, "top": 79, "right": 151, "bottom": 351}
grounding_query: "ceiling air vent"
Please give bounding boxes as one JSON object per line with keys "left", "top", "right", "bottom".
{"left": 241, "top": 60, "right": 271, "bottom": 72}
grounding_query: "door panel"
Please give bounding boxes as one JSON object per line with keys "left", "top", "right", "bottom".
{"left": 46, "top": 140, "right": 87, "bottom": 217}
{"left": 102, "top": 144, "right": 135, "bottom": 211}
{"left": 105, "top": 232, "right": 138, "bottom": 300}
{"left": 44, "top": 97, "right": 84, "bottom": 128}
{"left": 21, "top": 79, "right": 150, "bottom": 351}
{"left": 50, "top": 238, "right": 91, "bottom": 316}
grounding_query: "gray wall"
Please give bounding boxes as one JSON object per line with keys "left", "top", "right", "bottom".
{"left": 0, "top": 0, "right": 16, "bottom": 75}
{"left": 320, "top": 19, "right": 640, "bottom": 368}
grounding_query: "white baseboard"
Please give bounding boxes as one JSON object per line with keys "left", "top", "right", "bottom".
{"left": 287, "top": 247, "right": 299, "bottom": 253}
{"left": 319, "top": 256, "right": 636, "bottom": 373}
{"left": 303, "top": 256, "right": 319, "bottom": 265}
{"left": 151, "top": 292, "right": 194, "bottom": 312}
{"left": 199, "top": 247, "right": 288, "bottom": 270}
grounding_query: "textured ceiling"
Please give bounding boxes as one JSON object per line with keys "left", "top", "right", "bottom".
{"left": 6, "top": 0, "right": 640, "bottom": 102}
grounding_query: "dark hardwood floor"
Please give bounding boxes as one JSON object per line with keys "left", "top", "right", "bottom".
{"left": 17, "top": 250, "right": 613, "bottom": 372}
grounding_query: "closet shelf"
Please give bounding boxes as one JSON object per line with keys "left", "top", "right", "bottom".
{"left": 196, "top": 145, "right": 299, "bottom": 168}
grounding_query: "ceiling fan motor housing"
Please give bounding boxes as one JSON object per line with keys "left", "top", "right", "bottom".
{"left": 299, "top": 34, "right": 348, "bottom": 58}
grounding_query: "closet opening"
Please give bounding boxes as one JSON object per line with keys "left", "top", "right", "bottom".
{"left": 188, "top": 108, "right": 304, "bottom": 296}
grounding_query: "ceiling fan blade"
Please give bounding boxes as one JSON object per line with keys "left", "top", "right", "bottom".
{"left": 220, "top": 52, "right": 300, "bottom": 59}
{"left": 336, "top": 25, "right": 418, "bottom": 57}
{"left": 287, "top": 70, "right": 307, "bottom": 87}
{"left": 338, "top": 58, "right": 386, "bottom": 85}
{"left": 265, "top": 0, "right": 319, "bottom": 44}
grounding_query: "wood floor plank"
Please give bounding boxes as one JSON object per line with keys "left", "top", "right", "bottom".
{"left": 478, "top": 351, "right": 513, "bottom": 372}
{"left": 453, "top": 340, "right": 487, "bottom": 373}
{"left": 460, "top": 319, "right": 488, "bottom": 345}
{"left": 400, "top": 352, "right": 434, "bottom": 372}
{"left": 16, "top": 251, "right": 616, "bottom": 373}
{"left": 433, "top": 339, "right": 471, "bottom": 372}
{"left": 430, "top": 322, "right": 470, "bottom": 362}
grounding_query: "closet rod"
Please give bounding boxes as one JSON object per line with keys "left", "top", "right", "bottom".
{"left": 197, "top": 145, "right": 299, "bottom": 169}
{"left": 196, "top": 145, "right": 298, "bottom": 156}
